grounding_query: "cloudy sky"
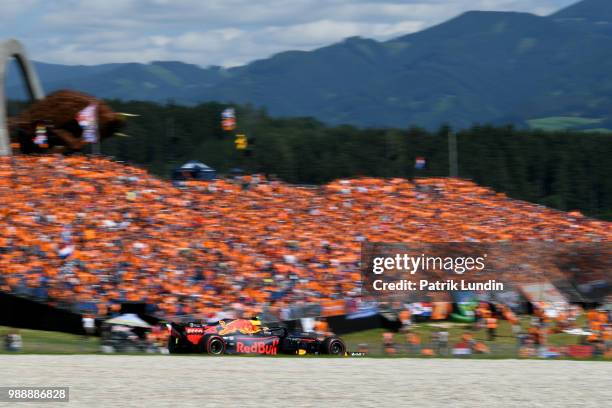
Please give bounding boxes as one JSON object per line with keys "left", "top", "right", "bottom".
{"left": 0, "top": 0, "right": 577, "bottom": 67}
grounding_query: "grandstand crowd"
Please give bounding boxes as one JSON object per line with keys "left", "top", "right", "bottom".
{"left": 0, "top": 155, "right": 610, "bottom": 324}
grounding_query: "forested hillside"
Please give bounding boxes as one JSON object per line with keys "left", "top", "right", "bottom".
{"left": 94, "top": 100, "right": 612, "bottom": 220}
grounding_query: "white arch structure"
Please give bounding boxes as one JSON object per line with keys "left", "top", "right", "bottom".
{"left": 0, "top": 39, "right": 45, "bottom": 156}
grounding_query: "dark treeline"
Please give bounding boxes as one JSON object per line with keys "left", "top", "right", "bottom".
{"left": 13, "top": 99, "right": 612, "bottom": 220}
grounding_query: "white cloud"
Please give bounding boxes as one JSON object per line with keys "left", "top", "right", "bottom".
{"left": 0, "top": 0, "right": 577, "bottom": 67}
{"left": 0, "top": 0, "right": 40, "bottom": 22}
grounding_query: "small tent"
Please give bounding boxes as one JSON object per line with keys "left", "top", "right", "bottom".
{"left": 172, "top": 160, "right": 216, "bottom": 181}
{"left": 105, "top": 313, "right": 152, "bottom": 328}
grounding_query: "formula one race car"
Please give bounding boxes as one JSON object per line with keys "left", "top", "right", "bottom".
{"left": 166, "top": 319, "right": 346, "bottom": 356}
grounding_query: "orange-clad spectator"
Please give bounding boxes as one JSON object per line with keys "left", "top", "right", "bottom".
{"left": 431, "top": 302, "right": 450, "bottom": 320}
{"left": 590, "top": 319, "right": 603, "bottom": 333}
{"left": 519, "top": 339, "right": 537, "bottom": 358}
{"left": 314, "top": 318, "right": 331, "bottom": 337}
{"left": 421, "top": 348, "right": 435, "bottom": 356}
{"left": 0, "top": 155, "right": 609, "bottom": 322}
{"left": 598, "top": 311, "right": 608, "bottom": 324}
{"left": 587, "top": 330, "right": 600, "bottom": 343}
{"left": 501, "top": 305, "right": 520, "bottom": 334}
{"left": 399, "top": 309, "right": 412, "bottom": 332}
{"left": 406, "top": 331, "right": 421, "bottom": 354}
{"left": 382, "top": 332, "right": 396, "bottom": 355}
{"left": 473, "top": 342, "right": 490, "bottom": 354}
{"left": 603, "top": 326, "right": 612, "bottom": 342}
{"left": 486, "top": 316, "right": 498, "bottom": 341}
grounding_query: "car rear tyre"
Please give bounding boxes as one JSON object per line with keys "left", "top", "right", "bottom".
{"left": 321, "top": 337, "right": 346, "bottom": 355}
{"left": 202, "top": 334, "right": 226, "bottom": 355}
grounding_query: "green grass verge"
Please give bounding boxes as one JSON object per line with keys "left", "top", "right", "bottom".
{"left": 0, "top": 326, "right": 98, "bottom": 354}
{"left": 0, "top": 316, "right": 605, "bottom": 360}
{"left": 342, "top": 316, "right": 591, "bottom": 357}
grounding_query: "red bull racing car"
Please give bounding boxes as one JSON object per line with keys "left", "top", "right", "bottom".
{"left": 166, "top": 319, "right": 346, "bottom": 356}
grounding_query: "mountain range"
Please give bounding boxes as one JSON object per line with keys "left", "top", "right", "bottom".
{"left": 7, "top": 0, "right": 612, "bottom": 130}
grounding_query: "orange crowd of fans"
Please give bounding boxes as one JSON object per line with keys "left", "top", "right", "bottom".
{"left": 0, "top": 155, "right": 610, "bottom": 319}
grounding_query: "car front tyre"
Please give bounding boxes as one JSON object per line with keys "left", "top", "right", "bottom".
{"left": 321, "top": 337, "right": 346, "bottom": 355}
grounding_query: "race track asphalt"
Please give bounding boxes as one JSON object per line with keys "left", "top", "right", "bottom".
{"left": 0, "top": 356, "right": 610, "bottom": 407}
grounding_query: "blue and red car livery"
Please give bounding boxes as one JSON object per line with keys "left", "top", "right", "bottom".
{"left": 166, "top": 319, "right": 346, "bottom": 356}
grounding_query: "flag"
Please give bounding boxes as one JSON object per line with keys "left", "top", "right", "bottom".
{"left": 82, "top": 126, "right": 97, "bottom": 143}
{"left": 77, "top": 104, "right": 96, "bottom": 127}
{"left": 222, "top": 117, "right": 236, "bottom": 131}
{"left": 221, "top": 107, "right": 236, "bottom": 131}
{"left": 77, "top": 104, "right": 98, "bottom": 143}
{"left": 234, "top": 134, "right": 248, "bottom": 150}
{"left": 415, "top": 157, "right": 426, "bottom": 170}
{"left": 221, "top": 107, "right": 235, "bottom": 119}
{"left": 34, "top": 124, "right": 48, "bottom": 147}
{"left": 58, "top": 245, "right": 75, "bottom": 259}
